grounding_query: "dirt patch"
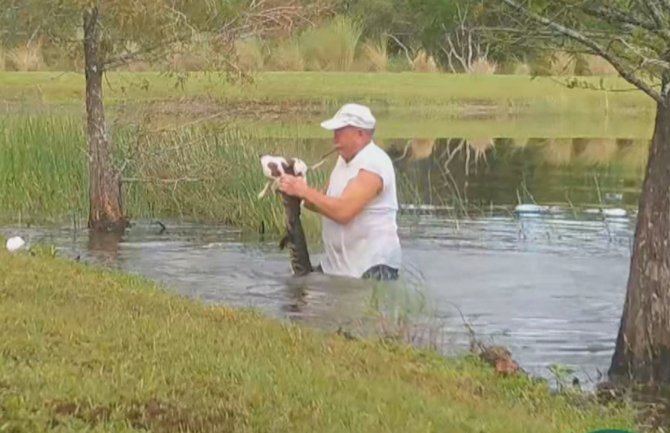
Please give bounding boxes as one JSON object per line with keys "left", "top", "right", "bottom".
{"left": 113, "top": 96, "right": 331, "bottom": 128}
{"left": 478, "top": 345, "right": 522, "bottom": 376}
{"left": 50, "top": 400, "right": 112, "bottom": 426}
{"left": 49, "top": 397, "right": 239, "bottom": 432}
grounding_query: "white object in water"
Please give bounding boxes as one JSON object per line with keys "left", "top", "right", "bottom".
{"left": 602, "top": 208, "right": 627, "bottom": 217}
{"left": 584, "top": 208, "right": 627, "bottom": 217}
{"left": 6, "top": 236, "right": 26, "bottom": 252}
{"left": 400, "top": 204, "right": 454, "bottom": 212}
{"left": 514, "top": 204, "right": 548, "bottom": 214}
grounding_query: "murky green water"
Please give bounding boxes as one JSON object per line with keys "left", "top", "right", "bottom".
{"left": 1, "top": 113, "right": 653, "bottom": 386}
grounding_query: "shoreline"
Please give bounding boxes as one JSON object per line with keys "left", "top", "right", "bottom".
{"left": 0, "top": 71, "right": 655, "bottom": 117}
{"left": 0, "top": 242, "right": 637, "bottom": 432}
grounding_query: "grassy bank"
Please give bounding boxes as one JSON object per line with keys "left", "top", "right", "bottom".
{"left": 0, "top": 71, "right": 656, "bottom": 117}
{"left": 0, "top": 247, "right": 637, "bottom": 432}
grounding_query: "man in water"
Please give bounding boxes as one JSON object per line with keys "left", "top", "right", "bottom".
{"left": 278, "top": 103, "right": 402, "bottom": 280}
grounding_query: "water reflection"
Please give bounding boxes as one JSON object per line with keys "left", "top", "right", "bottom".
{"left": 272, "top": 135, "right": 649, "bottom": 209}
{"left": 87, "top": 230, "right": 124, "bottom": 266}
{"left": 383, "top": 136, "right": 649, "bottom": 168}
{"left": 381, "top": 136, "right": 649, "bottom": 213}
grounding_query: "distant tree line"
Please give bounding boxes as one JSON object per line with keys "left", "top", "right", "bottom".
{"left": 0, "top": 0, "right": 615, "bottom": 76}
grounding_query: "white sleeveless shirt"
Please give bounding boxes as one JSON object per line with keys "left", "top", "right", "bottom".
{"left": 319, "top": 141, "right": 402, "bottom": 278}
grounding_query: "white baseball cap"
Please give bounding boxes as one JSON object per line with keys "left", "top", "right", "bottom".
{"left": 320, "top": 103, "right": 376, "bottom": 130}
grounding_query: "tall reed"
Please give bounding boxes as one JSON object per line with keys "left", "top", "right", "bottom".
{"left": 299, "top": 16, "right": 363, "bottom": 71}
{"left": 6, "top": 41, "right": 45, "bottom": 71}
{"left": 0, "top": 115, "right": 88, "bottom": 222}
{"left": 266, "top": 39, "right": 305, "bottom": 71}
{"left": 358, "top": 37, "right": 388, "bottom": 72}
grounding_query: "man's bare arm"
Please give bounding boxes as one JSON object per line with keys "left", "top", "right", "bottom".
{"left": 304, "top": 181, "right": 328, "bottom": 212}
{"left": 302, "top": 171, "right": 381, "bottom": 224}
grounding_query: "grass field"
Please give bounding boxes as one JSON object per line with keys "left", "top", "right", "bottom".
{"left": 0, "top": 246, "right": 637, "bottom": 433}
{"left": 0, "top": 71, "right": 656, "bottom": 117}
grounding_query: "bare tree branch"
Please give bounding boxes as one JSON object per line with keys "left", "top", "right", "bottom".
{"left": 386, "top": 32, "right": 414, "bottom": 64}
{"left": 216, "top": 0, "right": 316, "bottom": 43}
{"left": 103, "top": 42, "right": 175, "bottom": 70}
{"left": 475, "top": 26, "right": 628, "bottom": 40}
{"left": 501, "top": 0, "right": 664, "bottom": 104}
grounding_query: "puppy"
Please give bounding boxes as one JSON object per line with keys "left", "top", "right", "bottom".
{"left": 258, "top": 155, "right": 309, "bottom": 199}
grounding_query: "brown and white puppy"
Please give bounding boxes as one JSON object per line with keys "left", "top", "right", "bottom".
{"left": 258, "top": 155, "right": 309, "bottom": 199}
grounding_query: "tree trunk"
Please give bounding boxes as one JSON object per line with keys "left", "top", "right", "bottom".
{"left": 608, "top": 85, "right": 670, "bottom": 384}
{"left": 83, "top": 7, "right": 127, "bottom": 232}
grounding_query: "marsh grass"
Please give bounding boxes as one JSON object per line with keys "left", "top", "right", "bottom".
{"left": 5, "top": 41, "right": 46, "bottom": 71}
{"left": 0, "top": 115, "right": 329, "bottom": 239}
{"left": 0, "top": 115, "right": 88, "bottom": 223}
{"left": 412, "top": 50, "right": 440, "bottom": 72}
{"left": 0, "top": 246, "right": 638, "bottom": 433}
{"left": 234, "top": 37, "right": 266, "bottom": 72}
{"left": 298, "top": 16, "right": 363, "bottom": 71}
{"left": 359, "top": 37, "right": 388, "bottom": 72}
{"left": 1, "top": 112, "right": 652, "bottom": 231}
{"left": 266, "top": 39, "right": 305, "bottom": 71}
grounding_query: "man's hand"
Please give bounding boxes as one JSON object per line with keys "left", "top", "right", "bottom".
{"left": 278, "top": 174, "right": 309, "bottom": 198}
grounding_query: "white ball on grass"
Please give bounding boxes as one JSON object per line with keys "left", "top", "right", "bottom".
{"left": 6, "top": 236, "right": 26, "bottom": 252}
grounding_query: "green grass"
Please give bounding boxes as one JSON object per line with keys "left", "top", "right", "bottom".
{"left": 0, "top": 71, "right": 656, "bottom": 117}
{"left": 0, "top": 247, "right": 637, "bottom": 432}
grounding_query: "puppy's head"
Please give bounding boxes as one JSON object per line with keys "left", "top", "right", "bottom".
{"left": 260, "top": 155, "right": 308, "bottom": 179}
{"left": 258, "top": 155, "right": 309, "bottom": 200}
{"left": 260, "top": 155, "right": 286, "bottom": 179}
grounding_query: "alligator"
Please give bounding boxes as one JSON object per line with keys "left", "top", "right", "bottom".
{"left": 259, "top": 155, "right": 314, "bottom": 276}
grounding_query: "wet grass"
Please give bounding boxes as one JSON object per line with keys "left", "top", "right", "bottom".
{"left": 0, "top": 71, "right": 656, "bottom": 117}
{"left": 0, "top": 246, "right": 638, "bottom": 433}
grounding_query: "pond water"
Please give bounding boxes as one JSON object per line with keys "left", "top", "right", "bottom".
{"left": 1, "top": 131, "right": 650, "bottom": 386}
